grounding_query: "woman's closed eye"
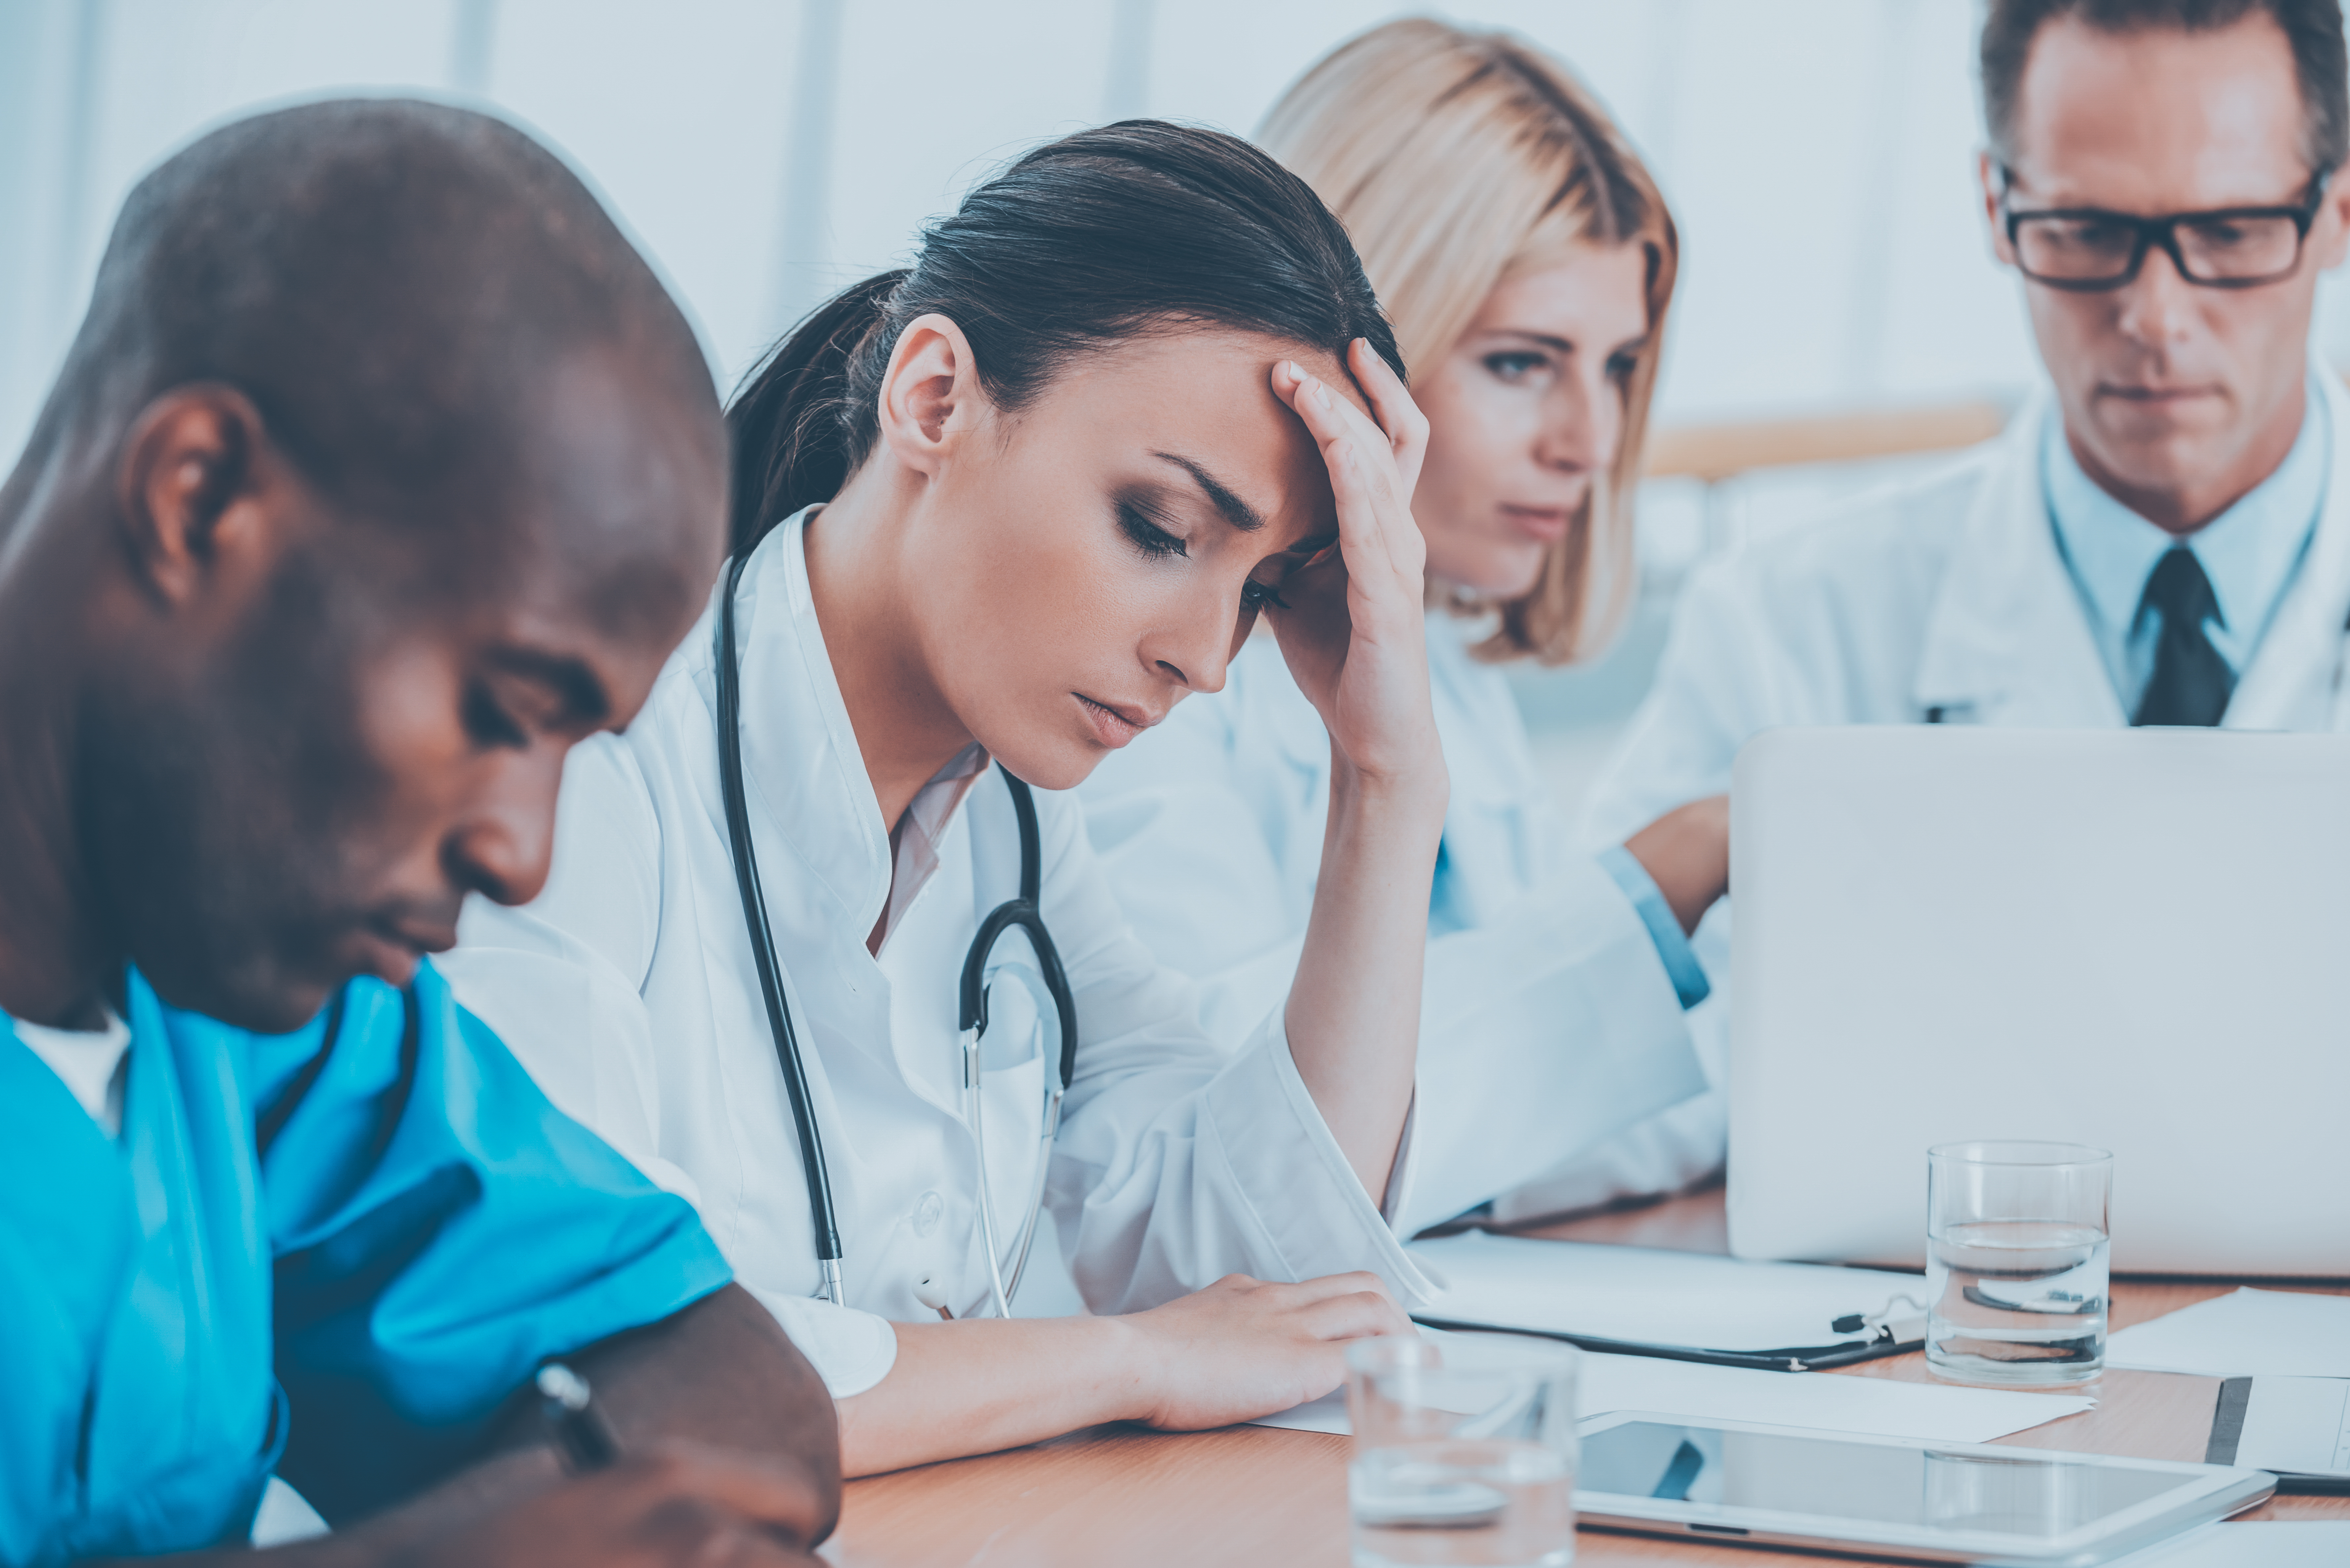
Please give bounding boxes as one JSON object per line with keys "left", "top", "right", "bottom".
{"left": 1240, "top": 577, "right": 1290, "bottom": 613}
{"left": 1118, "top": 489, "right": 1290, "bottom": 610}
{"left": 1117, "top": 499, "right": 1188, "bottom": 559}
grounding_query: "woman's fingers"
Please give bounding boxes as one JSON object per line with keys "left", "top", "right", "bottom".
{"left": 1298, "top": 1288, "right": 1415, "bottom": 1344}
{"left": 1272, "top": 362, "right": 1411, "bottom": 587}
{"left": 1347, "top": 338, "right": 1429, "bottom": 495}
{"left": 1232, "top": 1273, "right": 1412, "bottom": 1342}
{"left": 1262, "top": 350, "right": 1441, "bottom": 790}
{"left": 1278, "top": 1269, "right": 1398, "bottom": 1306}
{"left": 1271, "top": 364, "right": 1380, "bottom": 580}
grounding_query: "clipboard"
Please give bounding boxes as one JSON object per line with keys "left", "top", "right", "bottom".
{"left": 1404, "top": 1232, "right": 1930, "bottom": 1374}
{"left": 1405, "top": 1315, "right": 1922, "bottom": 1373}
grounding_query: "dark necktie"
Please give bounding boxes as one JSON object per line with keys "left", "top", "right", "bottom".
{"left": 2132, "top": 547, "right": 2233, "bottom": 727}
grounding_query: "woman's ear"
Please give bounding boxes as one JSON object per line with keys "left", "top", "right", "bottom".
{"left": 873, "top": 312, "right": 983, "bottom": 478}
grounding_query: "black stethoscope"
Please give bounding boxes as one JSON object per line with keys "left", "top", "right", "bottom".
{"left": 714, "top": 545, "right": 1079, "bottom": 1314}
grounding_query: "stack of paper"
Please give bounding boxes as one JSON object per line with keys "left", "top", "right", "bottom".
{"left": 1254, "top": 1342, "right": 2094, "bottom": 1442}
{"left": 2107, "top": 1289, "right": 2350, "bottom": 1378}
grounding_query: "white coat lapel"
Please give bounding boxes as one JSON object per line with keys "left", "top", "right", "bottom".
{"left": 1911, "top": 396, "right": 2128, "bottom": 728}
{"left": 704, "top": 508, "right": 897, "bottom": 1076}
{"left": 2224, "top": 370, "right": 2350, "bottom": 732}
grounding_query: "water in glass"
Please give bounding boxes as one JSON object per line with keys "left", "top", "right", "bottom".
{"left": 1350, "top": 1439, "right": 1575, "bottom": 1568}
{"left": 1927, "top": 1220, "right": 2109, "bottom": 1385}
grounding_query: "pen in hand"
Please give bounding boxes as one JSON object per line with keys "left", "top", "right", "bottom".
{"left": 537, "top": 1361, "right": 622, "bottom": 1473}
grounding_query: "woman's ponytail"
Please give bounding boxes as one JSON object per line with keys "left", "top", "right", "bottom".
{"left": 726, "top": 268, "right": 906, "bottom": 557}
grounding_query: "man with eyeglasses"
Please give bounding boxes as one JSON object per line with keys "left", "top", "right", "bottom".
{"left": 1533, "top": 0, "right": 2350, "bottom": 1216}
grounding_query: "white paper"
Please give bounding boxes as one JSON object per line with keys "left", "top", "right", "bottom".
{"left": 1253, "top": 1346, "right": 2093, "bottom": 1442}
{"left": 1406, "top": 1232, "right": 1927, "bottom": 1355}
{"left": 2234, "top": 1376, "right": 2350, "bottom": 1477}
{"left": 2107, "top": 1289, "right": 2350, "bottom": 1378}
{"left": 2102, "top": 1522, "right": 2350, "bottom": 1567}
{"left": 250, "top": 1478, "right": 330, "bottom": 1545}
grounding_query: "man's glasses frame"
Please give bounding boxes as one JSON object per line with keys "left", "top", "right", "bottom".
{"left": 1997, "top": 168, "right": 2332, "bottom": 292}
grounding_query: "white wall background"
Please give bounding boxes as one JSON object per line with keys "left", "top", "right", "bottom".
{"left": 0, "top": 0, "right": 2062, "bottom": 462}
{"left": 8, "top": 1, "right": 2350, "bottom": 789}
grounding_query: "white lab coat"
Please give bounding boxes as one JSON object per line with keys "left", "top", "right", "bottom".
{"left": 1577, "top": 370, "right": 2350, "bottom": 1197}
{"left": 1078, "top": 612, "right": 1708, "bottom": 1237}
{"left": 439, "top": 511, "right": 1429, "bottom": 1399}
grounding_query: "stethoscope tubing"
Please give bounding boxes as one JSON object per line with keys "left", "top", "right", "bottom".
{"left": 717, "top": 549, "right": 848, "bottom": 1304}
{"left": 715, "top": 543, "right": 1078, "bottom": 1316}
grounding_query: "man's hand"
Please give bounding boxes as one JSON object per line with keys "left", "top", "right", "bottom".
{"left": 500, "top": 1283, "right": 841, "bottom": 1514}
{"left": 1623, "top": 795, "right": 1731, "bottom": 936}
{"left": 184, "top": 1285, "right": 845, "bottom": 1568}
{"left": 382, "top": 1442, "right": 831, "bottom": 1567}
{"left": 98, "top": 1438, "right": 831, "bottom": 1568}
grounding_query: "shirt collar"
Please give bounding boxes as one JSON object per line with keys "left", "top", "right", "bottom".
{"left": 2045, "top": 376, "right": 2328, "bottom": 654}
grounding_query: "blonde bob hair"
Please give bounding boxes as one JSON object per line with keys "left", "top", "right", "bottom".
{"left": 1260, "top": 18, "right": 1679, "bottom": 665}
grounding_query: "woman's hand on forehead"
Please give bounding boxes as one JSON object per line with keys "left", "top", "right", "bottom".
{"left": 1259, "top": 340, "right": 1441, "bottom": 792}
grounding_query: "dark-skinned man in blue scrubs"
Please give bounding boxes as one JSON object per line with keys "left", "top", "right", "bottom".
{"left": 0, "top": 99, "right": 839, "bottom": 1565}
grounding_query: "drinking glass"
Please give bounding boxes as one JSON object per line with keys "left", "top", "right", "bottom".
{"left": 1926, "top": 1141, "right": 2112, "bottom": 1387}
{"left": 1346, "top": 1334, "right": 1580, "bottom": 1568}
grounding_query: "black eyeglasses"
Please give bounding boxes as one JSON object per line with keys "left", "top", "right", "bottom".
{"left": 1999, "top": 169, "right": 2330, "bottom": 291}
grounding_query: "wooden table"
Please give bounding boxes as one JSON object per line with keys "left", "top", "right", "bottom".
{"left": 823, "top": 1188, "right": 2349, "bottom": 1565}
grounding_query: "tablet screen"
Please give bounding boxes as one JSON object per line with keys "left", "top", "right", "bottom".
{"left": 1580, "top": 1422, "right": 2184, "bottom": 1540}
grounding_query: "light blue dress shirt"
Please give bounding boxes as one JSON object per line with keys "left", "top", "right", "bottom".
{"left": 1595, "top": 845, "right": 1711, "bottom": 1009}
{"left": 2044, "top": 378, "right": 2330, "bottom": 713}
{"left": 1429, "top": 836, "right": 1706, "bottom": 1011}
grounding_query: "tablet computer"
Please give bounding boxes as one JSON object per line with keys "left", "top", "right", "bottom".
{"left": 1576, "top": 1413, "right": 2274, "bottom": 1566}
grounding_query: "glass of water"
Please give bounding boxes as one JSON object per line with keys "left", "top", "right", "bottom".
{"left": 1346, "top": 1334, "right": 1580, "bottom": 1568}
{"left": 1926, "top": 1141, "right": 2112, "bottom": 1387}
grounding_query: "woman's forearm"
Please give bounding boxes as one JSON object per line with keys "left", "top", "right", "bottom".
{"left": 1285, "top": 753, "right": 1447, "bottom": 1199}
{"left": 834, "top": 1316, "right": 1150, "bottom": 1476}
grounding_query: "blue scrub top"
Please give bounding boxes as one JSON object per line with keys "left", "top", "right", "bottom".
{"left": 0, "top": 960, "right": 732, "bottom": 1566}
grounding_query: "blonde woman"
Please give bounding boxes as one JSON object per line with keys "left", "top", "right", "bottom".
{"left": 1079, "top": 19, "right": 1730, "bottom": 1232}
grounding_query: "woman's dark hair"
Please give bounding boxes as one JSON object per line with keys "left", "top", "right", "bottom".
{"left": 726, "top": 119, "right": 1405, "bottom": 555}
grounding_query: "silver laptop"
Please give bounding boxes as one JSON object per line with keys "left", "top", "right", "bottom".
{"left": 1728, "top": 726, "right": 2350, "bottom": 1275}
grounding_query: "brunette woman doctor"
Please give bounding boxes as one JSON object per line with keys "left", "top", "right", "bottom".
{"left": 440, "top": 122, "right": 1446, "bottom": 1477}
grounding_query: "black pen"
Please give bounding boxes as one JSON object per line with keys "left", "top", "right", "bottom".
{"left": 537, "top": 1361, "right": 622, "bottom": 1472}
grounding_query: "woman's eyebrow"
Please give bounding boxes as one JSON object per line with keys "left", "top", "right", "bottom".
{"left": 1481, "top": 329, "right": 1576, "bottom": 354}
{"left": 1482, "top": 327, "right": 1652, "bottom": 360}
{"left": 1152, "top": 450, "right": 1266, "bottom": 532}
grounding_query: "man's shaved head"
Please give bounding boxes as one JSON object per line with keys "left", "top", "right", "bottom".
{"left": 0, "top": 100, "right": 728, "bottom": 1032}
{"left": 35, "top": 97, "right": 715, "bottom": 528}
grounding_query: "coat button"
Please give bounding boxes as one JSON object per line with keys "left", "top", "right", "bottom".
{"left": 912, "top": 1190, "right": 944, "bottom": 1236}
